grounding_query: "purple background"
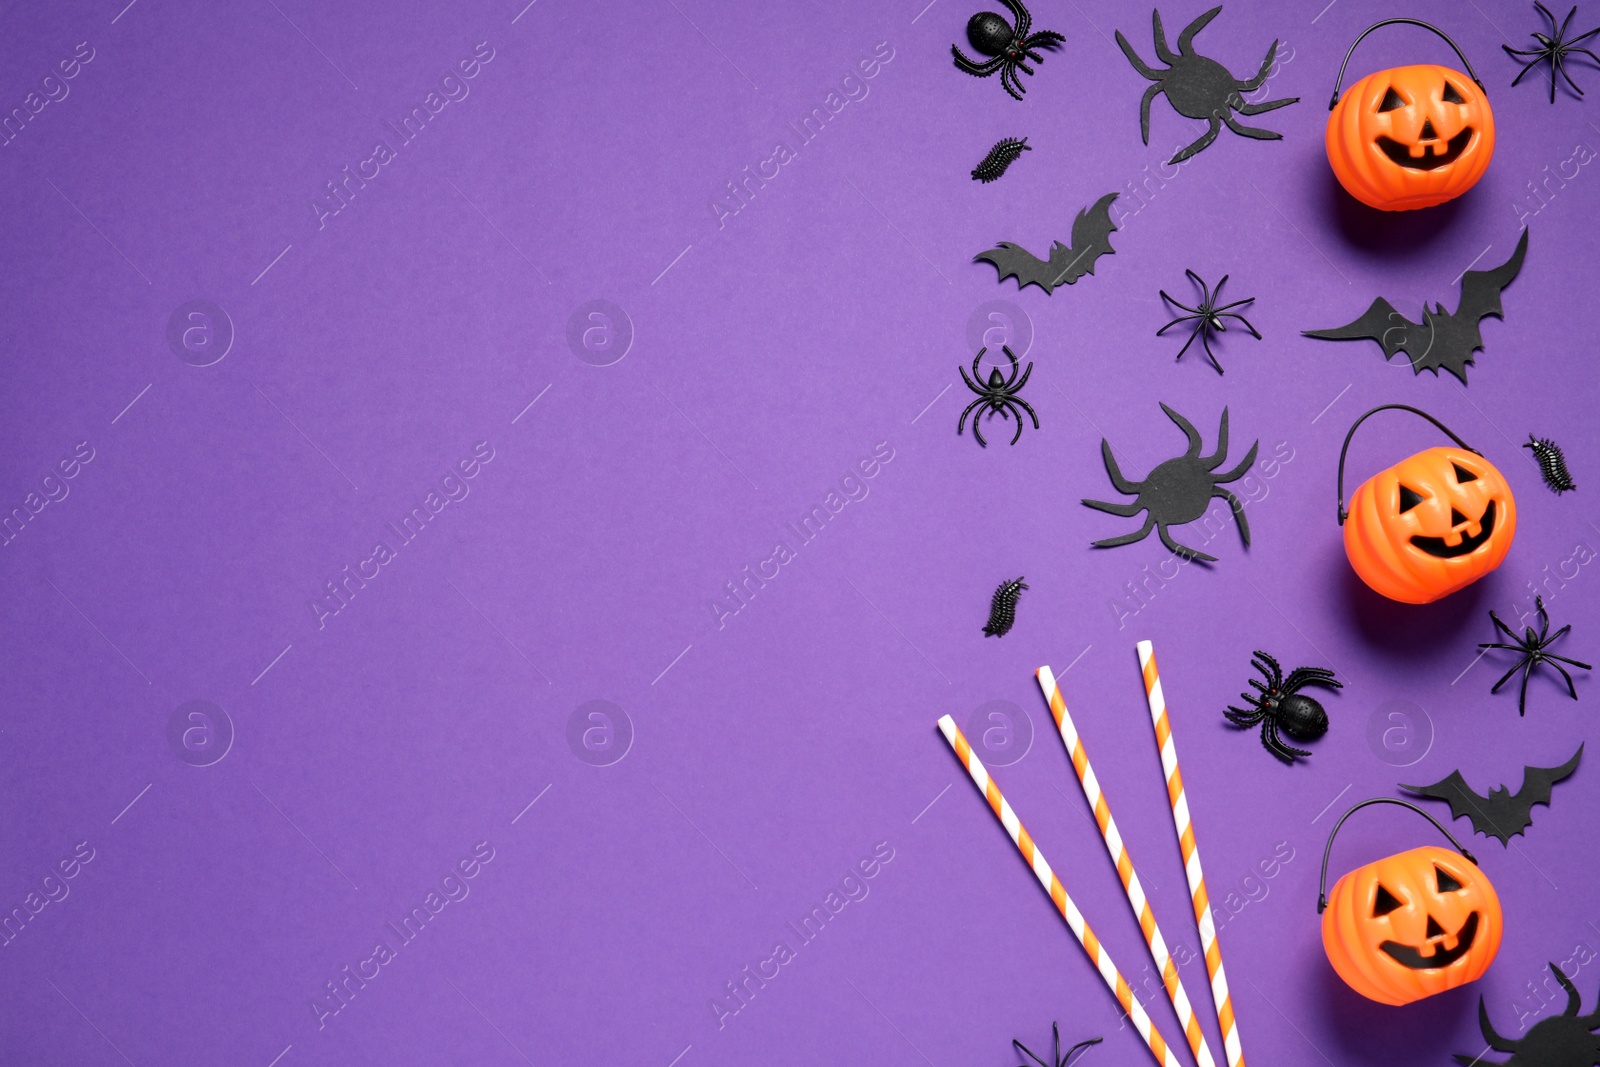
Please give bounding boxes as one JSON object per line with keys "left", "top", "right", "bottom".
{"left": 1, "top": 0, "right": 1597, "bottom": 1064}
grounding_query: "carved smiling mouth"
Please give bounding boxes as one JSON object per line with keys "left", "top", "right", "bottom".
{"left": 1376, "top": 127, "right": 1473, "bottom": 171}
{"left": 1380, "top": 911, "right": 1480, "bottom": 970}
{"left": 1411, "top": 501, "right": 1497, "bottom": 559}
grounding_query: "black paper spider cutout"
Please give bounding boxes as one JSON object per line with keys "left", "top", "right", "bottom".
{"left": 1504, "top": 3, "right": 1600, "bottom": 103}
{"left": 1225, "top": 650, "right": 1341, "bottom": 764}
{"left": 1455, "top": 962, "right": 1600, "bottom": 1067}
{"left": 1116, "top": 6, "right": 1299, "bottom": 164}
{"left": 1083, "top": 404, "right": 1258, "bottom": 562}
{"left": 1158, "top": 270, "right": 1260, "bottom": 374}
{"left": 1526, "top": 434, "right": 1577, "bottom": 493}
{"left": 1479, "top": 596, "right": 1592, "bottom": 715}
{"left": 952, "top": 0, "right": 1066, "bottom": 101}
{"left": 1013, "top": 1023, "right": 1102, "bottom": 1067}
{"left": 959, "top": 346, "right": 1039, "bottom": 447}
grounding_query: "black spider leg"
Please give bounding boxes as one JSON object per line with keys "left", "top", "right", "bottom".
{"left": 1170, "top": 109, "right": 1226, "bottom": 167}
{"left": 952, "top": 16, "right": 1009, "bottom": 80}
{"left": 1454, "top": 997, "right": 1521, "bottom": 1065}
{"left": 1058, "top": 1037, "right": 1103, "bottom": 1066}
{"left": 1225, "top": 702, "right": 1266, "bottom": 726}
{"left": 1550, "top": 17, "right": 1600, "bottom": 101}
{"left": 1012, "top": 1020, "right": 1055, "bottom": 1067}
{"left": 1083, "top": 441, "right": 1160, "bottom": 549}
{"left": 1282, "top": 666, "right": 1343, "bottom": 693}
{"left": 1529, "top": 623, "right": 1591, "bottom": 695}
{"left": 995, "top": 347, "right": 1038, "bottom": 445}
{"left": 1263, "top": 716, "right": 1310, "bottom": 763}
{"left": 1251, "top": 650, "right": 1284, "bottom": 688}
{"left": 1156, "top": 295, "right": 1212, "bottom": 368}
{"left": 1552, "top": 959, "right": 1586, "bottom": 1017}
{"left": 1115, "top": 9, "right": 1176, "bottom": 146}
{"left": 1157, "top": 520, "right": 1217, "bottom": 563}
{"left": 957, "top": 352, "right": 993, "bottom": 448}
{"left": 1574, "top": 969, "right": 1600, "bottom": 1030}
{"left": 1207, "top": 410, "right": 1258, "bottom": 545}
{"left": 1002, "top": 59, "right": 1030, "bottom": 102}
{"left": 1228, "top": 39, "right": 1297, "bottom": 120}
{"left": 1225, "top": 658, "right": 1271, "bottom": 723}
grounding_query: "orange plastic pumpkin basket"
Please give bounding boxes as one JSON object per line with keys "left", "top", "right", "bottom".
{"left": 1337, "top": 405, "right": 1517, "bottom": 604}
{"left": 1327, "top": 19, "right": 1495, "bottom": 211}
{"left": 1318, "top": 798, "right": 1502, "bottom": 1006}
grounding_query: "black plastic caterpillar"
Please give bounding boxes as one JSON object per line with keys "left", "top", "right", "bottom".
{"left": 972, "top": 137, "right": 1031, "bottom": 183}
{"left": 1525, "top": 434, "right": 1576, "bottom": 494}
{"left": 983, "top": 576, "right": 1028, "bottom": 637}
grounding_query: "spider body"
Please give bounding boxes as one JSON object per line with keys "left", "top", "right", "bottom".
{"left": 1013, "top": 1023, "right": 1101, "bottom": 1067}
{"left": 1526, "top": 434, "right": 1577, "bottom": 493}
{"left": 972, "top": 136, "right": 1032, "bottom": 182}
{"left": 983, "top": 576, "right": 1028, "bottom": 637}
{"left": 1225, "top": 651, "right": 1341, "bottom": 763}
{"left": 1158, "top": 270, "right": 1260, "bottom": 374}
{"left": 1505, "top": 3, "right": 1600, "bottom": 103}
{"left": 1455, "top": 962, "right": 1600, "bottom": 1066}
{"left": 1116, "top": 6, "right": 1299, "bottom": 164}
{"left": 952, "top": 0, "right": 1066, "bottom": 101}
{"left": 1480, "top": 595, "right": 1592, "bottom": 715}
{"left": 958, "top": 346, "right": 1039, "bottom": 447}
{"left": 1083, "top": 404, "right": 1258, "bottom": 562}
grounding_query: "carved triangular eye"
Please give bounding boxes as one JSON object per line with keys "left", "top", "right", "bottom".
{"left": 1374, "top": 884, "right": 1404, "bottom": 916}
{"left": 1399, "top": 484, "right": 1425, "bottom": 512}
{"left": 1452, "top": 462, "right": 1478, "bottom": 483}
{"left": 1380, "top": 86, "right": 1406, "bottom": 111}
{"left": 1436, "top": 866, "right": 1464, "bottom": 893}
{"left": 1442, "top": 81, "right": 1466, "bottom": 104}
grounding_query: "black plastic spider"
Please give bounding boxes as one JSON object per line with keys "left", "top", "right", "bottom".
{"left": 1479, "top": 595, "right": 1592, "bottom": 715}
{"left": 1225, "top": 650, "right": 1342, "bottom": 764}
{"left": 1455, "top": 962, "right": 1600, "bottom": 1066}
{"left": 1082, "top": 404, "right": 1257, "bottom": 562}
{"left": 1013, "top": 1023, "right": 1101, "bottom": 1067}
{"left": 1505, "top": 3, "right": 1600, "bottom": 103}
{"left": 952, "top": 0, "right": 1065, "bottom": 101}
{"left": 958, "top": 345, "right": 1039, "bottom": 447}
{"left": 1116, "top": 6, "right": 1298, "bottom": 164}
{"left": 1158, "top": 270, "right": 1260, "bottom": 374}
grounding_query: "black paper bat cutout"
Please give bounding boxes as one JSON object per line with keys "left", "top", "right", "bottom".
{"left": 975, "top": 193, "right": 1119, "bottom": 294}
{"left": 1401, "top": 743, "right": 1582, "bottom": 845}
{"left": 1304, "top": 228, "right": 1529, "bottom": 384}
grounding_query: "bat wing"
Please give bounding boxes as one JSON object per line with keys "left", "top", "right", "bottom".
{"left": 975, "top": 241, "right": 1056, "bottom": 294}
{"left": 1455, "top": 227, "right": 1529, "bottom": 328}
{"left": 1413, "top": 228, "right": 1531, "bottom": 384}
{"left": 1400, "top": 771, "right": 1491, "bottom": 832}
{"left": 1507, "top": 742, "right": 1583, "bottom": 827}
{"left": 1304, "top": 298, "right": 1423, "bottom": 366}
{"left": 1050, "top": 192, "right": 1119, "bottom": 288}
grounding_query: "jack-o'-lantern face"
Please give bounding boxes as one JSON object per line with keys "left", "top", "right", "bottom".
{"left": 1344, "top": 446, "right": 1516, "bottom": 604}
{"left": 1322, "top": 846, "right": 1503, "bottom": 1005}
{"left": 1328, "top": 64, "right": 1496, "bottom": 210}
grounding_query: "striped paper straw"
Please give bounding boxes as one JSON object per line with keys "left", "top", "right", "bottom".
{"left": 1136, "top": 641, "right": 1245, "bottom": 1067}
{"left": 937, "top": 715, "right": 1185, "bottom": 1067}
{"left": 1037, "top": 666, "right": 1217, "bottom": 1067}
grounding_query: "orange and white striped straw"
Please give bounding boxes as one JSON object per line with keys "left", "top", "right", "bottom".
{"left": 1037, "top": 665, "right": 1217, "bottom": 1067}
{"left": 937, "top": 714, "right": 1185, "bottom": 1067}
{"left": 1136, "top": 641, "right": 1245, "bottom": 1067}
